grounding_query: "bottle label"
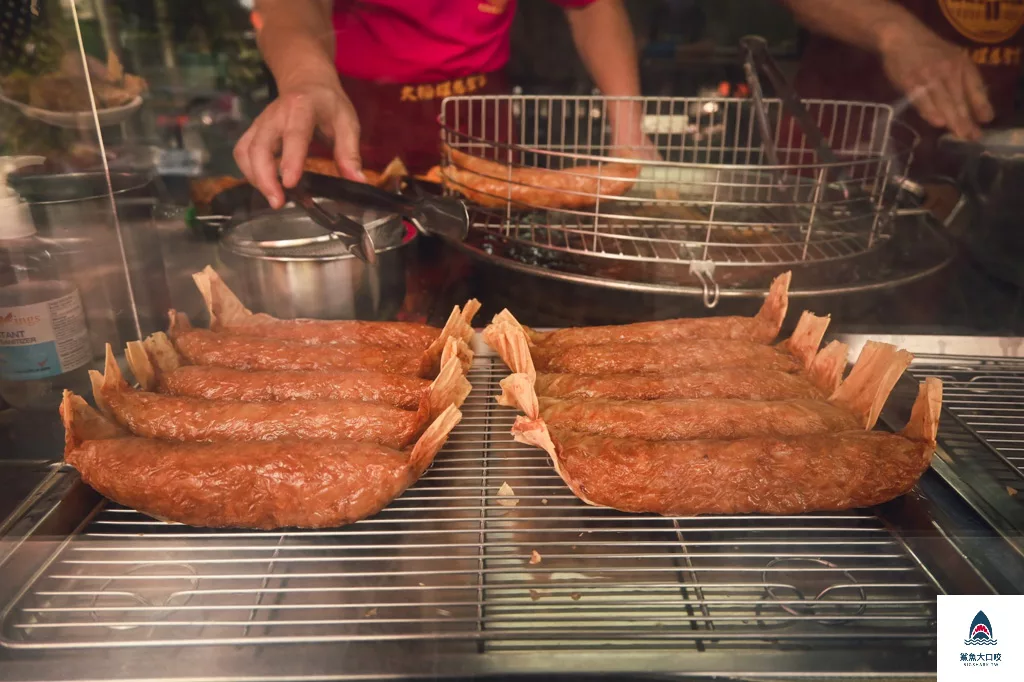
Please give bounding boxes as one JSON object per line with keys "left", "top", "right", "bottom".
{"left": 0, "top": 290, "right": 91, "bottom": 381}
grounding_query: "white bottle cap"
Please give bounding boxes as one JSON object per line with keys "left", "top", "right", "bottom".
{"left": 0, "top": 156, "right": 44, "bottom": 240}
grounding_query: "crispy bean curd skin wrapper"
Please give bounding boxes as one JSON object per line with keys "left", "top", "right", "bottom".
{"left": 509, "top": 378, "right": 942, "bottom": 515}
{"left": 442, "top": 148, "right": 639, "bottom": 210}
{"left": 484, "top": 309, "right": 830, "bottom": 377}
{"left": 127, "top": 335, "right": 468, "bottom": 410}
{"left": 93, "top": 345, "right": 469, "bottom": 448}
{"left": 61, "top": 392, "right": 462, "bottom": 529}
{"left": 487, "top": 314, "right": 848, "bottom": 402}
{"left": 533, "top": 370, "right": 819, "bottom": 402}
{"left": 500, "top": 341, "right": 911, "bottom": 441}
{"left": 167, "top": 312, "right": 472, "bottom": 378}
{"left": 192, "top": 266, "right": 480, "bottom": 354}
{"left": 525, "top": 341, "right": 849, "bottom": 402}
{"left": 493, "top": 272, "right": 790, "bottom": 348}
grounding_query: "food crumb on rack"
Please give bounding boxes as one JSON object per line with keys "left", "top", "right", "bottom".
{"left": 571, "top": 592, "right": 582, "bottom": 601}
{"left": 529, "top": 550, "right": 542, "bottom": 565}
{"left": 529, "top": 589, "right": 542, "bottom": 601}
{"left": 363, "top": 608, "right": 378, "bottom": 618}
{"left": 1009, "top": 486, "right": 1019, "bottom": 497}
{"left": 542, "top": 498, "right": 548, "bottom": 505}
{"left": 496, "top": 482, "right": 519, "bottom": 507}
{"left": 437, "top": 608, "right": 452, "bottom": 617}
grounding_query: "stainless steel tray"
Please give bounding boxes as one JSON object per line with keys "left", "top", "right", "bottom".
{"left": 0, "top": 343, "right": 1004, "bottom": 680}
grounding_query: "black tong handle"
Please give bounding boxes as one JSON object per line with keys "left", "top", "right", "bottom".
{"left": 304, "top": 171, "right": 470, "bottom": 243}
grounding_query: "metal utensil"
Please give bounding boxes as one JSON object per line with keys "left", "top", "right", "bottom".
{"left": 740, "top": 35, "right": 871, "bottom": 205}
{"left": 304, "top": 171, "right": 470, "bottom": 242}
{"left": 283, "top": 182, "right": 377, "bottom": 265}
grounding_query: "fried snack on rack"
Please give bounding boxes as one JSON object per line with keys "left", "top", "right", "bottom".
{"left": 93, "top": 345, "right": 469, "bottom": 449}
{"left": 507, "top": 378, "right": 941, "bottom": 515}
{"left": 497, "top": 341, "right": 910, "bottom": 442}
{"left": 193, "top": 266, "right": 480, "bottom": 354}
{"left": 484, "top": 309, "right": 830, "bottom": 376}
{"left": 62, "top": 392, "right": 461, "bottom": 529}
{"left": 493, "top": 272, "right": 791, "bottom": 348}
{"left": 127, "top": 334, "right": 469, "bottom": 409}
{"left": 530, "top": 341, "right": 848, "bottom": 402}
{"left": 168, "top": 310, "right": 472, "bottom": 378}
{"left": 487, "top": 315, "right": 848, "bottom": 402}
{"left": 442, "top": 148, "right": 639, "bottom": 210}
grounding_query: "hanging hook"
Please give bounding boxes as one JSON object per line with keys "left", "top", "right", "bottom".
{"left": 689, "top": 260, "right": 720, "bottom": 309}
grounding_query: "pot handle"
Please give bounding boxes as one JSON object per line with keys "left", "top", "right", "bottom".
{"left": 894, "top": 175, "right": 967, "bottom": 229}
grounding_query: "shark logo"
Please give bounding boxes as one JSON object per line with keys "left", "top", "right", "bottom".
{"left": 965, "top": 610, "right": 999, "bottom": 646}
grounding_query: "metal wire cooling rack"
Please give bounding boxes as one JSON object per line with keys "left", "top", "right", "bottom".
{"left": 439, "top": 95, "right": 918, "bottom": 292}
{"left": 907, "top": 355, "right": 1024, "bottom": 555}
{"left": 0, "top": 354, "right": 950, "bottom": 675}
{"left": 912, "top": 355, "right": 1024, "bottom": 479}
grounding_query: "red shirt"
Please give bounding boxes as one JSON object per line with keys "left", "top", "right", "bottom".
{"left": 332, "top": 0, "right": 596, "bottom": 84}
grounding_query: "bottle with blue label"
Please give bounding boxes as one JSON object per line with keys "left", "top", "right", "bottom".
{"left": 0, "top": 157, "right": 92, "bottom": 410}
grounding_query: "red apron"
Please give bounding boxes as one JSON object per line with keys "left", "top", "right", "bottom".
{"left": 793, "top": 0, "right": 1024, "bottom": 175}
{"left": 309, "top": 70, "right": 512, "bottom": 176}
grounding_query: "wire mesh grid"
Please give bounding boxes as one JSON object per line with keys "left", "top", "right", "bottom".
{"left": 439, "top": 95, "right": 917, "bottom": 270}
{"left": 910, "top": 355, "right": 1024, "bottom": 494}
{"left": 1, "top": 357, "right": 939, "bottom": 651}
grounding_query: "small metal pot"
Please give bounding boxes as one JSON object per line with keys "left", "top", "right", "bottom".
{"left": 937, "top": 129, "right": 1024, "bottom": 287}
{"left": 218, "top": 201, "right": 417, "bottom": 320}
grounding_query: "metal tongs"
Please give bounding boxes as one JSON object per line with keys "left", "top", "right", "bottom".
{"left": 740, "top": 35, "right": 871, "bottom": 206}
{"left": 284, "top": 177, "right": 377, "bottom": 265}
{"left": 309, "top": 173, "right": 470, "bottom": 243}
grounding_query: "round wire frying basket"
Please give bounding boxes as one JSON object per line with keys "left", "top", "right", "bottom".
{"left": 439, "top": 95, "right": 921, "bottom": 302}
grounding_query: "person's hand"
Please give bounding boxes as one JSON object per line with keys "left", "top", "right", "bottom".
{"left": 233, "top": 82, "right": 364, "bottom": 209}
{"left": 879, "top": 24, "right": 993, "bottom": 140}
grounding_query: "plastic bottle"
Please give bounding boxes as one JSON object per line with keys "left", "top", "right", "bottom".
{"left": 0, "top": 157, "right": 92, "bottom": 410}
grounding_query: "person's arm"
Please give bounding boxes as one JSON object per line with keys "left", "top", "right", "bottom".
{"left": 234, "top": 0, "right": 363, "bottom": 209}
{"left": 563, "top": 0, "right": 649, "bottom": 155}
{"left": 255, "top": 0, "right": 336, "bottom": 93}
{"left": 781, "top": 0, "right": 993, "bottom": 140}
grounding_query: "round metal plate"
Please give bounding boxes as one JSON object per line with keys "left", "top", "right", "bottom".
{"left": 451, "top": 211, "right": 955, "bottom": 298}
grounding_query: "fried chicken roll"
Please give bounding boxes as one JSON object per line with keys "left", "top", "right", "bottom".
{"left": 492, "top": 271, "right": 790, "bottom": 348}
{"left": 442, "top": 148, "right": 639, "bottom": 211}
{"left": 62, "top": 393, "right": 462, "bottom": 529}
{"left": 484, "top": 309, "right": 831, "bottom": 377}
{"left": 126, "top": 334, "right": 468, "bottom": 410}
{"left": 192, "top": 266, "right": 480, "bottom": 354}
{"left": 507, "top": 378, "right": 941, "bottom": 515}
{"left": 168, "top": 311, "right": 472, "bottom": 378}
{"left": 92, "top": 345, "right": 469, "bottom": 449}
{"left": 499, "top": 341, "right": 911, "bottom": 442}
